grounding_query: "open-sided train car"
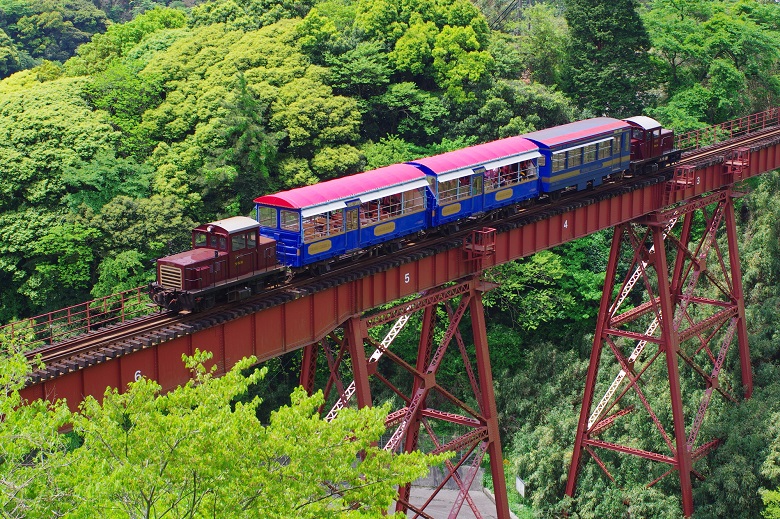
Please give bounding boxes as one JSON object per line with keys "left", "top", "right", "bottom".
{"left": 408, "top": 136, "right": 542, "bottom": 226}
{"left": 254, "top": 164, "right": 431, "bottom": 269}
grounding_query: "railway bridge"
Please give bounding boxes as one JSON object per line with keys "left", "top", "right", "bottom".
{"left": 8, "top": 109, "right": 780, "bottom": 518}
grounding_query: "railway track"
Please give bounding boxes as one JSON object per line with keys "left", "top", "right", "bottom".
{"left": 25, "top": 125, "right": 780, "bottom": 385}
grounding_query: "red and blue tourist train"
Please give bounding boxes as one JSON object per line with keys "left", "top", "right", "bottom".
{"left": 150, "top": 115, "right": 680, "bottom": 312}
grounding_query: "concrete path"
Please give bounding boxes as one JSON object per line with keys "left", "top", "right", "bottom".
{"left": 396, "top": 486, "right": 511, "bottom": 518}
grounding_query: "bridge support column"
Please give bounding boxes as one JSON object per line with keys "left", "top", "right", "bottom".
{"left": 310, "top": 278, "right": 510, "bottom": 518}
{"left": 565, "top": 189, "right": 752, "bottom": 517}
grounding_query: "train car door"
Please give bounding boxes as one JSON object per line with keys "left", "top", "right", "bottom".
{"left": 345, "top": 205, "right": 360, "bottom": 251}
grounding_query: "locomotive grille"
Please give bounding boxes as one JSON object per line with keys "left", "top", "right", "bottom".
{"left": 159, "top": 265, "right": 183, "bottom": 290}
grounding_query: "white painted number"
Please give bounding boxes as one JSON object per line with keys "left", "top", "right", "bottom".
{"left": 696, "top": 176, "right": 701, "bottom": 185}
{"left": 134, "top": 370, "right": 142, "bottom": 381}
{"left": 563, "top": 219, "right": 568, "bottom": 229}
{"left": 404, "top": 273, "right": 410, "bottom": 284}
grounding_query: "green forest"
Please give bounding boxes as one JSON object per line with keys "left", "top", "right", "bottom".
{"left": 1, "top": 0, "right": 780, "bottom": 516}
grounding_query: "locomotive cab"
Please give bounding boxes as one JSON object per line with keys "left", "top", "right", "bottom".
{"left": 151, "top": 216, "right": 279, "bottom": 312}
{"left": 624, "top": 116, "right": 676, "bottom": 164}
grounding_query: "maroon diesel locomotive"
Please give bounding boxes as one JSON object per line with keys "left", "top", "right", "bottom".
{"left": 149, "top": 216, "right": 285, "bottom": 312}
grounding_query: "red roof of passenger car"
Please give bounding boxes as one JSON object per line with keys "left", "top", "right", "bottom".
{"left": 253, "top": 164, "right": 427, "bottom": 209}
{"left": 522, "top": 118, "right": 630, "bottom": 147}
{"left": 410, "top": 136, "right": 538, "bottom": 173}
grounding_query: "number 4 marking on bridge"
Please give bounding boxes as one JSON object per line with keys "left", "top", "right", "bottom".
{"left": 563, "top": 219, "right": 568, "bottom": 229}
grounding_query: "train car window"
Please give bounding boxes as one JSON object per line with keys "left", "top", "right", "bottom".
{"left": 360, "top": 201, "right": 380, "bottom": 225}
{"left": 522, "top": 160, "right": 537, "bottom": 179}
{"left": 402, "top": 188, "right": 425, "bottom": 213}
{"left": 219, "top": 236, "right": 227, "bottom": 250}
{"left": 613, "top": 137, "right": 621, "bottom": 154}
{"left": 598, "top": 141, "right": 610, "bottom": 159}
{"left": 280, "top": 210, "right": 300, "bottom": 232}
{"left": 624, "top": 134, "right": 631, "bottom": 151}
{"left": 584, "top": 144, "right": 596, "bottom": 163}
{"left": 632, "top": 128, "right": 644, "bottom": 140}
{"left": 439, "top": 177, "right": 472, "bottom": 203}
{"left": 247, "top": 232, "right": 256, "bottom": 248}
{"left": 194, "top": 232, "right": 207, "bottom": 248}
{"left": 552, "top": 152, "right": 565, "bottom": 172}
{"left": 346, "top": 209, "right": 359, "bottom": 231}
{"left": 232, "top": 234, "right": 247, "bottom": 251}
{"left": 209, "top": 235, "right": 218, "bottom": 248}
{"left": 258, "top": 207, "right": 277, "bottom": 228}
{"left": 328, "top": 209, "right": 344, "bottom": 234}
{"left": 538, "top": 155, "right": 546, "bottom": 167}
{"left": 471, "top": 174, "right": 483, "bottom": 195}
{"left": 568, "top": 149, "right": 581, "bottom": 167}
{"left": 485, "top": 168, "right": 499, "bottom": 191}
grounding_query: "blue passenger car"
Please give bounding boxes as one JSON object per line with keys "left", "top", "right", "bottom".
{"left": 522, "top": 118, "right": 632, "bottom": 196}
{"left": 254, "top": 164, "right": 431, "bottom": 268}
{"left": 409, "top": 137, "right": 542, "bottom": 227}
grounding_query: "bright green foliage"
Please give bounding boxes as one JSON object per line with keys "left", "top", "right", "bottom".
{"left": 644, "top": 0, "right": 780, "bottom": 126}
{"left": 20, "top": 223, "right": 100, "bottom": 310}
{"left": 764, "top": 487, "right": 780, "bottom": 519}
{"left": 563, "top": 0, "right": 653, "bottom": 116}
{"left": 191, "top": 0, "right": 315, "bottom": 31}
{"left": 64, "top": 7, "right": 187, "bottom": 76}
{"left": 370, "top": 82, "right": 447, "bottom": 142}
{"left": 0, "top": 341, "right": 72, "bottom": 518}
{"left": 0, "top": 0, "right": 109, "bottom": 77}
{"left": 361, "top": 135, "right": 427, "bottom": 169}
{"left": 513, "top": 4, "right": 568, "bottom": 86}
{"left": 60, "top": 351, "right": 440, "bottom": 518}
{"left": 431, "top": 25, "right": 493, "bottom": 104}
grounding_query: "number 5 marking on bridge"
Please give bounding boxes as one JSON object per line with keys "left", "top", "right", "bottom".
{"left": 404, "top": 273, "right": 410, "bottom": 284}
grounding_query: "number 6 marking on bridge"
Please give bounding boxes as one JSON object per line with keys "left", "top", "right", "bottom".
{"left": 134, "top": 370, "right": 142, "bottom": 381}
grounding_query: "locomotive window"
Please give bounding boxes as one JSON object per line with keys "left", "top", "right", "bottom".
{"left": 219, "top": 236, "right": 227, "bottom": 250}
{"left": 209, "top": 235, "right": 218, "bottom": 248}
{"left": 194, "top": 232, "right": 207, "bottom": 248}
{"left": 552, "top": 152, "right": 565, "bottom": 172}
{"left": 567, "top": 149, "right": 581, "bottom": 167}
{"left": 280, "top": 210, "right": 300, "bottom": 232}
{"left": 632, "top": 128, "right": 644, "bottom": 140}
{"left": 258, "top": 207, "right": 276, "bottom": 228}
{"left": 583, "top": 144, "right": 596, "bottom": 163}
{"left": 247, "top": 232, "right": 256, "bottom": 248}
{"left": 232, "top": 234, "right": 247, "bottom": 251}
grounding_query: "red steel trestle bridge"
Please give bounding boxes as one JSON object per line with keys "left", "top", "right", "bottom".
{"left": 8, "top": 109, "right": 780, "bottom": 517}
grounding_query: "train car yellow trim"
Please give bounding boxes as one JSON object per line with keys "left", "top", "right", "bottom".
{"left": 495, "top": 189, "right": 513, "bottom": 201}
{"left": 308, "top": 240, "right": 332, "bottom": 255}
{"left": 442, "top": 203, "right": 461, "bottom": 217}
{"left": 374, "top": 222, "right": 396, "bottom": 236}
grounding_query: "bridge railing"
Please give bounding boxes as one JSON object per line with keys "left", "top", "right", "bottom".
{"left": 675, "top": 107, "right": 780, "bottom": 151}
{"left": 0, "top": 286, "right": 154, "bottom": 351}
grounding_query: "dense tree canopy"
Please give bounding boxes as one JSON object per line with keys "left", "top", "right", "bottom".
{"left": 2, "top": 0, "right": 780, "bottom": 516}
